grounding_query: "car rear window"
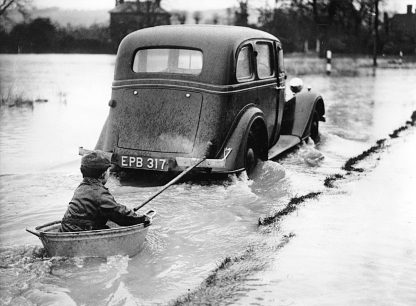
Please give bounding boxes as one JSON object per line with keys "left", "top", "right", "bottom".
{"left": 132, "top": 48, "right": 203, "bottom": 75}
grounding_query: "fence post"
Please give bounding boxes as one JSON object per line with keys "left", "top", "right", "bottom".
{"left": 326, "top": 50, "right": 332, "bottom": 75}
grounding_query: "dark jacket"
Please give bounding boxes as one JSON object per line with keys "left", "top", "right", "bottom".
{"left": 60, "top": 178, "right": 145, "bottom": 232}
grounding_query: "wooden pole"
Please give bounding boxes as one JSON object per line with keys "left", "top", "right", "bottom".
{"left": 373, "top": 0, "right": 379, "bottom": 67}
{"left": 326, "top": 50, "right": 332, "bottom": 75}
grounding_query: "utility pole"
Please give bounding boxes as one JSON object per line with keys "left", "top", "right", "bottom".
{"left": 373, "top": 0, "right": 379, "bottom": 67}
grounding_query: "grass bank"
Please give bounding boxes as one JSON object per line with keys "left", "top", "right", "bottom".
{"left": 0, "top": 88, "right": 48, "bottom": 108}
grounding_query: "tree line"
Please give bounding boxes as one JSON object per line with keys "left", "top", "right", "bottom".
{"left": 248, "top": 0, "right": 410, "bottom": 56}
{"left": 0, "top": 18, "right": 112, "bottom": 53}
{"left": 0, "top": 0, "right": 413, "bottom": 55}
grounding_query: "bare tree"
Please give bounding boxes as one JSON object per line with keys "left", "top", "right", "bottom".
{"left": 212, "top": 13, "right": 219, "bottom": 25}
{"left": 171, "top": 10, "right": 187, "bottom": 24}
{"left": 226, "top": 7, "right": 233, "bottom": 25}
{"left": 0, "top": 0, "right": 32, "bottom": 31}
{"left": 235, "top": 0, "right": 248, "bottom": 26}
{"left": 0, "top": 0, "right": 31, "bottom": 17}
{"left": 193, "top": 11, "right": 201, "bottom": 24}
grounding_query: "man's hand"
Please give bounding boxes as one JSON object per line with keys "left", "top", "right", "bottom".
{"left": 142, "top": 210, "right": 156, "bottom": 226}
{"left": 144, "top": 215, "right": 152, "bottom": 225}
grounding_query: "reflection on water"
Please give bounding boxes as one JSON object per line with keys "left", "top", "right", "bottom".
{"left": 1, "top": 54, "right": 416, "bottom": 305}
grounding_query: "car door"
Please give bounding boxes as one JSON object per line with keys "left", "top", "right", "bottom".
{"left": 254, "top": 40, "right": 278, "bottom": 144}
{"left": 273, "top": 43, "right": 286, "bottom": 144}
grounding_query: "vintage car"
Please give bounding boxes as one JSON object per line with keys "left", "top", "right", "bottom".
{"left": 83, "top": 25, "right": 325, "bottom": 176}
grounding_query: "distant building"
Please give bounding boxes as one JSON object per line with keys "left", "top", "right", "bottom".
{"left": 390, "top": 4, "right": 416, "bottom": 38}
{"left": 109, "top": 0, "right": 171, "bottom": 48}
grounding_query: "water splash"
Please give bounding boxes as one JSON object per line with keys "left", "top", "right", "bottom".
{"left": 0, "top": 245, "right": 76, "bottom": 305}
{"left": 299, "top": 139, "right": 325, "bottom": 167}
{"left": 249, "top": 160, "right": 287, "bottom": 196}
{"left": 0, "top": 245, "right": 138, "bottom": 306}
{"left": 105, "top": 281, "right": 138, "bottom": 306}
{"left": 281, "top": 139, "right": 325, "bottom": 168}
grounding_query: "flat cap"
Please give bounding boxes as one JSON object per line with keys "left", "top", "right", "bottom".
{"left": 81, "top": 151, "right": 111, "bottom": 169}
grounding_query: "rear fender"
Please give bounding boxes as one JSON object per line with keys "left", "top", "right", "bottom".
{"left": 220, "top": 107, "right": 268, "bottom": 172}
{"left": 282, "top": 92, "right": 324, "bottom": 139}
{"left": 94, "top": 114, "right": 120, "bottom": 153}
{"left": 95, "top": 116, "right": 107, "bottom": 151}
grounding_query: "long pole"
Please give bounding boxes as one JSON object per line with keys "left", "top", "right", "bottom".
{"left": 133, "top": 157, "right": 207, "bottom": 211}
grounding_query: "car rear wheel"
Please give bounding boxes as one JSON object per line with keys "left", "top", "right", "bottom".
{"left": 245, "top": 131, "right": 258, "bottom": 177}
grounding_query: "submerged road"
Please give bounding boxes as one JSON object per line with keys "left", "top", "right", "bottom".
{"left": 237, "top": 129, "right": 416, "bottom": 305}
{"left": 171, "top": 124, "right": 416, "bottom": 306}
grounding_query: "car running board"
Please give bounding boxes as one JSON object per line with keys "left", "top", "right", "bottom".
{"left": 268, "top": 135, "right": 301, "bottom": 159}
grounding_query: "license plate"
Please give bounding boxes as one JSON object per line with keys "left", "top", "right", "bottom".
{"left": 119, "top": 155, "right": 168, "bottom": 171}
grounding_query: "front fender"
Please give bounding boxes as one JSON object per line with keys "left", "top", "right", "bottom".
{"left": 281, "top": 91, "right": 324, "bottom": 139}
{"left": 219, "top": 106, "right": 266, "bottom": 172}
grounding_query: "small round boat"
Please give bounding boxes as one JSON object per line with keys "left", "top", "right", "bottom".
{"left": 26, "top": 210, "right": 156, "bottom": 257}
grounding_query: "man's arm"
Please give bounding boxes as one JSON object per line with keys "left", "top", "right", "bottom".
{"left": 99, "top": 189, "right": 147, "bottom": 226}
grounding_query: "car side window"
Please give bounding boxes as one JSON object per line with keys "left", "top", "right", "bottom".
{"left": 256, "top": 42, "right": 273, "bottom": 79}
{"left": 236, "top": 46, "right": 252, "bottom": 81}
{"left": 278, "top": 47, "right": 285, "bottom": 74}
{"left": 277, "top": 46, "right": 286, "bottom": 85}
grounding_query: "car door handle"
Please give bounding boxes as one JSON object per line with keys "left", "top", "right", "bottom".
{"left": 275, "top": 86, "right": 285, "bottom": 90}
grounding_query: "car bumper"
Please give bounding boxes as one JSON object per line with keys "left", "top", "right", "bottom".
{"left": 78, "top": 147, "right": 232, "bottom": 172}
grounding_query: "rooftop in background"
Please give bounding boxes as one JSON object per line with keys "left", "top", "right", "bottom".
{"left": 384, "top": 0, "right": 416, "bottom": 14}
{"left": 109, "top": 0, "right": 168, "bottom": 14}
{"left": 390, "top": 4, "right": 416, "bottom": 38}
{"left": 109, "top": 0, "right": 171, "bottom": 49}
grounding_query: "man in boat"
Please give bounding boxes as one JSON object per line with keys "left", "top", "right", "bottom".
{"left": 60, "top": 151, "right": 149, "bottom": 232}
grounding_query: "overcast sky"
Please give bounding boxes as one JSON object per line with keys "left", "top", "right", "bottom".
{"left": 33, "top": 0, "right": 416, "bottom": 13}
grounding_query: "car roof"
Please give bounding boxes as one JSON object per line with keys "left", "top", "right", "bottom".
{"left": 123, "top": 25, "right": 278, "bottom": 47}
{"left": 114, "top": 25, "right": 279, "bottom": 85}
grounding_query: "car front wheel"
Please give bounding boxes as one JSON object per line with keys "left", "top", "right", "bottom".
{"left": 310, "top": 109, "right": 320, "bottom": 143}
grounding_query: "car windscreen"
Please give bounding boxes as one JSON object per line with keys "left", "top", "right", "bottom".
{"left": 132, "top": 48, "right": 203, "bottom": 75}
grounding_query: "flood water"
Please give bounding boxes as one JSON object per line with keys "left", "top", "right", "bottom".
{"left": 1, "top": 54, "right": 416, "bottom": 305}
{"left": 237, "top": 130, "right": 416, "bottom": 306}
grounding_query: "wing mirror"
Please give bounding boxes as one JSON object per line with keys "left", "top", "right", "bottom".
{"left": 289, "top": 78, "right": 303, "bottom": 94}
